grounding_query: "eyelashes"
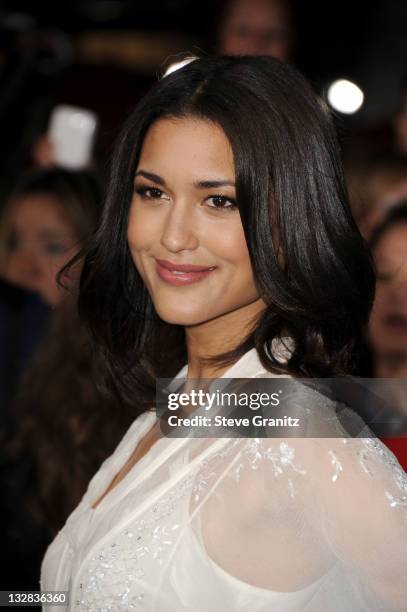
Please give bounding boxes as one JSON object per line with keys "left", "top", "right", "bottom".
{"left": 207, "top": 195, "right": 237, "bottom": 211}
{"left": 134, "top": 186, "right": 165, "bottom": 200}
{"left": 133, "top": 185, "right": 238, "bottom": 212}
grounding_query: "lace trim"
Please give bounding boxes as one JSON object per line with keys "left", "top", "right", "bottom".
{"left": 357, "top": 437, "right": 407, "bottom": 516}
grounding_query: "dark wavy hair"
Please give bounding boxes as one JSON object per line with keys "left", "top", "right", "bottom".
{"left": 71, "top": 55, "right": 375, "bottom": 412}
{"left": 7, "top": 303, "right": 133, "bottom": 533}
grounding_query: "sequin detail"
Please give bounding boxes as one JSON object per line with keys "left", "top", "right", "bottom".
{"left": 193, "top": 438, "right": 306, "bottom": 502}
{"left": 74, "top": 474, "right": 195, "bottom": 610}
{"left": 358, "top": 438, "right": 407, "bottom": 516}
{"left": 195, "top": 438, "right": 307, "bottom": 501}
{"left": 328, "top": 449, "right": 343, "bottom": 482}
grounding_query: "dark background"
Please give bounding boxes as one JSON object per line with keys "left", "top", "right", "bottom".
{"left": 1, "top": 0, "right": 407, "bottom": 195}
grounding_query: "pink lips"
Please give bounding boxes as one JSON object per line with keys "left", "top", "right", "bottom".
{"left": 155, "top": 258, "right": 216, "bottom": 286}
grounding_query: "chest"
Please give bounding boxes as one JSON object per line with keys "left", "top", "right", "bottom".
{"left": 91, "top": 424, "right": 163, "bottom": 509}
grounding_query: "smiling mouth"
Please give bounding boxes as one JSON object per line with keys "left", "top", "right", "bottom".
{"left": 155, "top": 261, "right": 216, "bottom": 286}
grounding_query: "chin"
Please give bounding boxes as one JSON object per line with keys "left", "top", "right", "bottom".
{"left": 153, "top": 303, "right": 213, "bottom": 327}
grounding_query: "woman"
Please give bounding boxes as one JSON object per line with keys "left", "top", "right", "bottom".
{"left": 0, "top": 167, "right": 101, "bottom": 306}
{"left": 0, "top": 167, "right": 102, "bottom": 442}
{"left": 216, "top": 0, "right": 293, "bottom": 61}
{"left": 369, "top": 202, "right": 407, "bottom": 378}
{"left": 0, "top": 168, "right": 129, "bottom": 593}
{"left": 41, "top": 56, "right": 406, "bottom": 611}
{"left": 366, "top": 203, "right": 407, "bottom": 466}
{"left": 345, "top": 155, "right": 407, "bottom": 240}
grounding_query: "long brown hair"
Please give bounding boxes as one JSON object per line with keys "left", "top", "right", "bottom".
{"left": 2, "top": 168, "right": 134, "bottom": 532}
{"left": 8, "top": 300, "right": 134, "bottom": 532}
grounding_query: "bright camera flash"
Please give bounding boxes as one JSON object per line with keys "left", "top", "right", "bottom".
{"left": 327, "top": 79, "right": 364, "bottom": 114}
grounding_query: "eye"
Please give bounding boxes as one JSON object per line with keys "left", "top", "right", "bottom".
{"left": 134, "top": 185, "right": 166, "bottom": 200}
{"left": 45, "top": 243, "right": 69, "bottom": 255}
{"left": 206, "top": 195, "right": 237, "bottom": 211}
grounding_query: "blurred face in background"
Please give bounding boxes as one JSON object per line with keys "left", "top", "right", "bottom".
{"left": 369, "top": 223, "right": 407, "bottom": 358}
{"left": 218, "top": 0, "right": 292, "bottom": 61}
{"left": 2, "top": 194, "right": 79, "bottom": 305}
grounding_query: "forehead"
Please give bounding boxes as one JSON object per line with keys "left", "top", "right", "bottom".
{"left": 8, "top": 194, "right": 73, "bottom": 232}
{"left": 137, "top": 117, "right": 235, "bottom": 177}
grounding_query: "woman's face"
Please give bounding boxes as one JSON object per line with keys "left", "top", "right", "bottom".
{"left": 369, "top": 223, "right": 407, "bottom": 357}
{"left": 218, "top": 0, "right": 291, "bottom": 61}
{"left": 3, "top": 194, "right": 79, "bottom": 306}
{"left": 127, "top": 117, "right": 266, "bottom": 327}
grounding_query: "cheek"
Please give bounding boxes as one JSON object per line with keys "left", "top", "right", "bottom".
{"left": 222, "top": 229, "right": 253, "bottom": 274}
{"left": 127, "top": 206, "right": 157, "bottom": 281}
{"left": 4, "top": 253, "right": 17, "bottom": 274}
{"left": 372, "top": 287, "right": 387, "bottom": 312}
{"left": 210, "top": 219, "right": 248, "bottom": 259}
{"left": 127, "top": 204, "right": 157, "bottom": 250}
{"left": 213, "top": 227, "right": 258, "bottom": 293}
{"left": 50, "top": 253, "right": 71, "bottom": 270}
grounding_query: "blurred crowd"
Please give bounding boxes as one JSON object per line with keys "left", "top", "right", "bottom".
{"left": 0, "top": 0, "right": 406, "bottom": 598}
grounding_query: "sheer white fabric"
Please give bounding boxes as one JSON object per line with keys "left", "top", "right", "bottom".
{"left": 40, "top": 338, "right": 407, "bottom": 611}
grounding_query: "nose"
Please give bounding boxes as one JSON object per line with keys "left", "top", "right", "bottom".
{"left": 159, "top": 199, "right": 199, "bottom": 253}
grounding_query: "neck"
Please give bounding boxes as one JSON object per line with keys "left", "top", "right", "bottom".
{"left": 374, "top": 352, "right": 407, "bottom": 378}
{"left": 184, "top": 298, "right": 266, "bottom": 379}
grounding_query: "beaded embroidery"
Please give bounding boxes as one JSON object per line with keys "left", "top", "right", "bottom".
{"left": 328, "top": 449, "right": 343, "bottom": 483}
{"left": 191, "top": 438, "right": 307, "bottom": 501}
{"left": 358, "top": 437, "right": 407, "bottom": 517}
{"left": 74, "top": 474, "right": 195, "bottom": 610}
{"left": 72, "top": 435, "right": 407, "bottom": 610}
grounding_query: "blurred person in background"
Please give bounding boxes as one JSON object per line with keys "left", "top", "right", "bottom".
{"left": 0, "top": 167, "right": 102, "bottom": 440}
{"left": 0, "top": 167, "right": 100, "bottom": 307}
{"left": 0, "top": 167, "right": 134, "bottom": 593}
{"left": 25, "top": 100, "right": 60, "bottom": 170}
{"left": 0, "top": 300, "right": 134, "bottom": 594}
{"left": 364, "top": 202, "right": 407, "bottom": 468}
{"left": 0, "top": 279, "right": 50, "bottom": 437}
{"left": 369, "top": 202, "right": 407, "bottom": 379}
{"left": 216, "top": 0, "right": 293, "bottom": 60}
{"left": 346, "top": 155, "right": 407, "bottom": 239}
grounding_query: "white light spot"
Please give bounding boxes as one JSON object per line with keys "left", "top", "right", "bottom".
{"left": 327, "top": 79, "right": 364, "bottom": 114}
{"left": 163, "top": 57, "right": 198, "bottom": 78}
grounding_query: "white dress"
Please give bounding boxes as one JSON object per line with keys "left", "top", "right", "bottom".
{"left": 41, "top": 339, "right": 407, "bottom": 611}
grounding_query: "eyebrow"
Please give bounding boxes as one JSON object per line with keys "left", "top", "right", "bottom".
{"left": 134, "top": 170, "right": 235, "bottom": 189}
